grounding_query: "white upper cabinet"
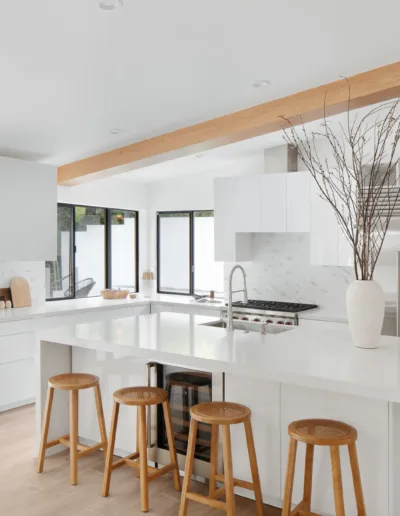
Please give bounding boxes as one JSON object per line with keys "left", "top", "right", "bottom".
{"left": 0, "top": 157, "right": 57, "bottom": 261}
{"left": 214, "top": 177, "right": 252, "bottom": 262}
{"left": 261, "top": 173, "right": 287, "bottom": 233}
{"left": 287, "top": 172, "right": 310, "bottom": 232}
{"left": 236, "top": 175, "right": 261, "bottom": 233}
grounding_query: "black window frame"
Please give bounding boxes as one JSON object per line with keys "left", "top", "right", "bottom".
{"left": 46, "top": 203, "right": 139, "bottom": 301}
{"left": 157, "top": 210, "right": 216, "bottom": 296}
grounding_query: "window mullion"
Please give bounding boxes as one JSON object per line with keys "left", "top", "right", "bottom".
{"left": 105, "top": 209, "right": 112, "bottom": 289}
{"left": 190, "top": 211, "right": 194, "bottom": 295}
{"left": 71, "top": 205, "right": 76, "bottom": 299}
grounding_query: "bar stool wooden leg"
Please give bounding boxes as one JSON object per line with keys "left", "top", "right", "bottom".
{"left": 102, "top": 401, "right": 120, "bottom": 497}
{"left": 244, "top": 419, "right": 264, "bottom": 516}
{"left": 135, "top": 408, "right": 140, "bottom": 479}
{"left": 70, "top": 389, "right": 79, "bottom": 486}
{"left": 37, "top": 386, "right": 54, "bottom": 473}
{"left": 282, "top": 438, "right": 298, "bottom": 516}
{"left": 162, "top": 400, "right": 181, "bottom": 492}
{"left": 222, "top": 425, "right": 235, "bottom": 516}
{"left": 303, "top": 443, "right": 314, "bottom": 512}
{"left": 330, "top": 446, "right": 345, "bottom": 516}
{"left": 179, "top": 418, "right": 198, "bottom": 516}
{"left": 209, "top": 424, "right": 219, "bottom": 498}
{"left": 138, "top": 405, "right": 149, "bottom": 512}
{"left": 94, "top": 383, "right": 108, "bottom": 458}
{"left": 348, "top": 443, "right": 366, "bottom": 516}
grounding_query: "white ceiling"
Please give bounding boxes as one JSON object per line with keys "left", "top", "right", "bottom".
{"left": 1, "top": 0, "right": 399, "bottom": 166}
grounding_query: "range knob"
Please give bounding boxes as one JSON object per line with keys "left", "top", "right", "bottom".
{"left": 253, "top": 318, "right": 261, "bottom": 322}
{"left": 266, "top": 320, "right": 273, "bottom": 324}
{"left": 285, "top": 322, "right": 293, "bottom": 326}
{"left": 241, "top": 317, "right": 249, "bottom": 321}
{"left": 277, "top": 321, "right": 284, "bottom": 325}
{"left": 233, "top": 316, "right": 239, "bottom": 320}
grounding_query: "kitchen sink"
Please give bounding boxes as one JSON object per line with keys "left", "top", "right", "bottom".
{"left": 200, "top": 319, "right": 294, "bottom": 334}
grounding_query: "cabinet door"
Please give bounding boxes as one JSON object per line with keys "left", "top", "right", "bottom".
{"left": 72, "top": 347, "right": 148, "bottom": 456}
{"left": 281, "top": 384, "right": 388, "bottom": 516}
{"left": 0, "top": 358, "right": 35, "bottom": 411}
{"left": 287, "top": 172, "right": 310, "bottom": 232}
{"left": 261, "top": 174, "right": 287, "bottom": 233}
{"left": 337, "top": 226, "right": 353, "bottom": 266}
{"left": 0, "top": 157, "right": 57, "bottom": 261}
{"left": 214, "top": 177, "right": 237, "bottom": 261}
{"left": 236, "top": 175, "right": 261, "bottom": 233}
{"left": 214, "top": 177, "right": 252, "bottom": 262}
{"left": 310, "top": 180, "right": 338, "bottom": 265}
{"left": 225, "top": 374, "right": 281, "bottom": 503}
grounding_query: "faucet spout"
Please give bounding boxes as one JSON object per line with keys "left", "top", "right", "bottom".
{"left": 227, "top": 265, "right": 248, "bottom": 331}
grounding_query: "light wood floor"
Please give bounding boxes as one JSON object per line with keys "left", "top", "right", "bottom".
{"left": 0, "top": 405, "right": 282, "bottom": 516}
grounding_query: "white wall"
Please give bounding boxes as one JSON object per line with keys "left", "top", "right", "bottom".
{"left": 0, "top": 262, "right": 45, "bottom": 307}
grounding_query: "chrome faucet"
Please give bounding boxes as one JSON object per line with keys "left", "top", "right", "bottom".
{"left": 227, "top": 265, "right": 248, "bottom": 331}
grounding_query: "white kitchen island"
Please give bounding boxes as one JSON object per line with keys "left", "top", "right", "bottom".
{"left": 37, "top": 312, "right": 400, "bottom": 516}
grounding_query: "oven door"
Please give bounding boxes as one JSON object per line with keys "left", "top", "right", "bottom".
{"left": 147, "top": 362, "right": 224, "bottom": 478}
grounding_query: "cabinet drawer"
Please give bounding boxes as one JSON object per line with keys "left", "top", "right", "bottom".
{"left": 0, "top": 332, "right": 35, "bottom": 365}
{"left": 0, "top": 358, "right": 35, "bottom": 410}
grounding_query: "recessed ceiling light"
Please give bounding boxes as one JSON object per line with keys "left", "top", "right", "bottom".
{"left": 100, "top": 0, "right": 123, "bottom": 10}
{"left": 110, "top": 128, "right": 123, "bottom": 134}
{"left": 253, "top": 80, "right": 271, "bottom": 88}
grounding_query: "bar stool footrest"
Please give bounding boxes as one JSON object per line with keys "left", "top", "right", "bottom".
{"left": 186, "top": 492, "right": 226, "bottom": 511}
{"left": 45, "top": 434, "right": 106, "bottom": 458}
{"left": 215, "top": 472, "right": 255, "bottom": 492}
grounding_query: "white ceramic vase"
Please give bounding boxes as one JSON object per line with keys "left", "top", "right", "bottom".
{"left": 346, "top": 280, "right": 384, "bottom": 349}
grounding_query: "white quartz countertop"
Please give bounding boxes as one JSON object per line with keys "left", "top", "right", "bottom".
{"left": 39, "top": 312, "right": 400, "bottom": 403}
{"left": 0, "top": 294, "right": 224, "bottom": 324}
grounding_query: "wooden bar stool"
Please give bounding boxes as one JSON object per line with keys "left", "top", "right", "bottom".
{"left": 102, "top": 386, "right": 181, "bottom": 513}
{"left": 37, "top": 373, "right": 108, "bottom": 486}
{"left": 179, "top": 401, "right": 264, "bottom": 516}
{"left": 282, "top": 418, "right": 366, "bottom": 516}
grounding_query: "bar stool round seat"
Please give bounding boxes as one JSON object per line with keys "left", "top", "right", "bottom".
{"left": 179, "top": 401, "right": 264, "bottom": 516}
{"left": 113, "top": 386, "right": 167, "bottom": 406}
{"left": 49, "top": 373, "right": 99, "bottom": 391}
{"left": 282, "top": 418, "right": 366, "bottom": 516}
{"left": 37, "top": 373, "right": 108, "bottom": 486}
{"left": 191, "top": 401, "right": 251, "bottom": 425}
{"left": 289, "top": 418, "right": 357, "bottom": 446}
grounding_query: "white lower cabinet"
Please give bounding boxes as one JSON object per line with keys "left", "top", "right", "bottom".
{"left": 72, "top": 347, "right": 148, "bottom": 456}
{"left": 0, "top": 331, "right": 36, "bottom": 411}
{"left": 0, "top": 358, "right": 35, "bottom": 411}
{"left": 281, "top": 384, "right": 389, "bottom": 516}
{"left": 225, "top": 374, "right": 281, "bottom": 504}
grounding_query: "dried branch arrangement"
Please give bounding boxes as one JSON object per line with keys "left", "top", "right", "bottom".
{"left": 283, "top": 97, "right": 400, "bottom": 280}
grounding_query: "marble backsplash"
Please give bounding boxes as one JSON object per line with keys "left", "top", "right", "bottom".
{"left": 0, "top": 262, "right": 45, "bottom": 307}
{"left": 224, "top": 233, "right": 398, "bottom": 312}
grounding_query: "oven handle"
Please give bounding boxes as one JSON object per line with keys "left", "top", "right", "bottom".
{"left": 146, "top": 362, "right": 159, "bottom": 447}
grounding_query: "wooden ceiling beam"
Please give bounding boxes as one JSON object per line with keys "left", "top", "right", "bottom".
{"left": 58, "top": 61, "right": 400, "bottom": 185}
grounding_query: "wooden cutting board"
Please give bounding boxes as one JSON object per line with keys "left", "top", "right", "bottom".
{"left": 10, "top": 277, "right": 32, "bottom": 308}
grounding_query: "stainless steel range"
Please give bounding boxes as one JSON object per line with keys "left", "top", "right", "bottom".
{"left": 222, "top": 299, "right": 319, "bottom": 327}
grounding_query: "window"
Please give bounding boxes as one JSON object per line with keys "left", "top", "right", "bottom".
{"left": 46, "top": 204, "right": 138, "bottom": 300}
{"left": 110, "top": 210, "right": 138, "bottom": 291}
{"left": 157, "top": 211, "right": 223, "bottom": 296}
